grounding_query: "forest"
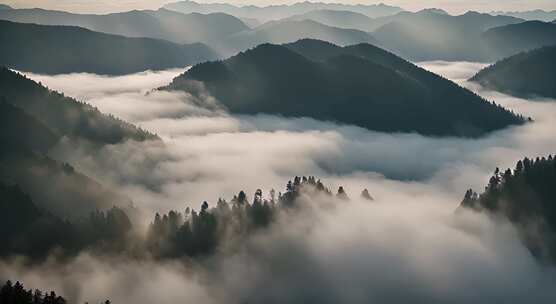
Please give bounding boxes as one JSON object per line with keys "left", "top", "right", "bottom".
{"left": 461, "top": 155, "right": 556, "bottom": 262}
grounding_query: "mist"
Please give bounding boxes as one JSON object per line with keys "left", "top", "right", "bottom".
{"left": 3, "top": 61, "right": 555, "bottom": 303}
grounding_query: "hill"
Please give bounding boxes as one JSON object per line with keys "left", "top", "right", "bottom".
{"left": 372, "top": 11, "right": 523, "bottom": 61}
{"left": 0, "top": 68, "right": 152, "bottom": 218}
{"left": 470, "top": 46, "right": 556, "bottom": 99}
{"left": 0, "top": 7, "right": 248, "bottom": 45}
{"left": 283, "top": 9, "right": 375, "bottom": 31}
{"left": 0, "top": 20, "right": 218, "bottom": 75}
{"left": 164, "top": 39, "right": 525, "bottom": 137}
{"left": 482, "top": 21, "right": 556, "bottom": 59}
{"left": 461, "top": 156, "right": 556, "bottom": 262}
{"left": 0, "top": 4, "right": 11, "bottom": 10}
{"left": 164, "top": 0, "right": 403, "bottom": 21}
{"left": 220, "top": 19, "right": 378, "bottom": 55}
{"left": 0, "top": 67, "right": 155, "bottom": 143}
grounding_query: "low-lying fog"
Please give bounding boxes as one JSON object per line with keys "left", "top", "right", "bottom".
{"left": 4, "top": 61, "right": 555, "bottom": 303}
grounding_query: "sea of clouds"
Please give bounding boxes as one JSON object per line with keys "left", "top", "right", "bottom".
{"left": 2, "top": 61, "right": 555, "bottom": 303}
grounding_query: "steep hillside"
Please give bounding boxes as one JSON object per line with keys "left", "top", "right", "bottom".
{"left": 0, "top": 67, "right": 156, "bottom": 143}
{"left": 0, "top": 20, "right": 218, "bottom": 74}
{"left": 470, "top": 46, "right": 556, "bottom": 99}
{"left": 165, "top": 39, "right": 525, "bottom": 137}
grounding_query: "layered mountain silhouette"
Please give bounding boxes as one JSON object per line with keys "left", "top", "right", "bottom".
{"left": 0, "top": 20, "right": 218, "bottom": 74}
{"left": 286, "top": 9, "right": 375, "bottom": 31}
{"left": 371, "top": 10, "right": 523, "bottom": 61}
{"left": 164, "top": 0, "right": 403, "bottom": 21}
{"left": 220, "top": 19, "right": 378, "bottom": 55}
{"left": 482, "top": 21, "right": 556, "bottom": 59}
{"left": 461, "top": 155, "right": 556, "bottom": 262}
{"left": 0, "top": 68, "right": 153, "bottom": 218}
{"left": 492, "top": 9, "right": 556, "bottom": 22}
{"left": 0, "top": 67, "right": 155, "bottom": 143}
{"left": 164, "top": 39, "right": 525, "bottom": 137}
{"left": 470, "top": 46, "right": 556, "bottom": 99}
{"left": 0, "top": 7, "right": 248, "bottom": 45}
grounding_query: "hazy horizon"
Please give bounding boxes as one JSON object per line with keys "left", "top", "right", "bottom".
{"left": 3, "top": 0, "right": 556, "bottom": 15}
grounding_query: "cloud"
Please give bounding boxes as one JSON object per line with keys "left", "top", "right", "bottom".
{"left": 8, "top": 63, "right": 556, "bottom": 303}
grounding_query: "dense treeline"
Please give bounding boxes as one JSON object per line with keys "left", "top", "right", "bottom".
{"left": 147, "top": 176, "right": 372, "bottom": 258}
{"left": 470, "top": 46, "right": 556, "bottom": 99}
{"left": 166, "top": 39, "right": 526, "bottom": 137}
{"left": 0, "top": 182, "right": 132, "bottom": 260}
{"left": 0, "top": 20, "right": 218, "bottom": 75}
{"left": 0, "top": 281, "right": 66, "bottom": 304}
{"left": 0, "top": 176, "right": 371, "bottom": 261}
{"left": 461, "top": 155, "right": 556, "bottom": 261}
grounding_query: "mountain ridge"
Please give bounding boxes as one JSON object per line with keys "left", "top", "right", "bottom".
{"left": 164, "top": 39, "right": 526, "bottom": 137}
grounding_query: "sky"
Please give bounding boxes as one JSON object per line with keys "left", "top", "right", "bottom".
{"left": 3, "top": 0, "right": 556, "bottom": 14}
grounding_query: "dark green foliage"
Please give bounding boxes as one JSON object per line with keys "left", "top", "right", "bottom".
{"left": 482, "top": 21, "right": 556, "bottom": 59}
{"left": 147, "top": 176, "right": 350, "bottom": 258}
{"left": 0, "top": 281, "right": 66, "bottom": 304}
{"left": 470, "top": 46, "right": 556, "bottom": 99}
{"left": 0, "top": 67, "right": 156, "bottom": 144}
{"left": 166, "top": 39, "right": 525, "bottom": 137}
{"left": 0, "top": 20, "right": 218, "bottom": 75}
{"left": 0, "top": 181, "right": 132, "bottom": 259}
{"left": 0, "top": 101, "right": 60, "bottom": 153}
{"left": 460, "top": 155, "right": 556, "bottom": 262}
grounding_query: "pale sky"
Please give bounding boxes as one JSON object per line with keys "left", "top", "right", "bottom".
{"left": 3, "top": 0, "right": 556, "bottom": 15}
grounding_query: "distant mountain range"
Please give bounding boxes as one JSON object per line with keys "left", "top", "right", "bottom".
{"left": 219, "top": 19, "right": 378, "bottom": 55}
{"left": 0, "top": 20, "right": 218, "bottom": 74}
{"left": 164, "top": 39, "right": 525, "bottom": 137}
{"left": 0, "top": 67, "right": 153, "bottom": 218}
{"left": 492, "top": 9, "right": 556, "bottom": 22}
{"left": 0, "top": 7, "right": 248, "bottom": 45}
{"left": 164, "top": 0, "right": 403, "bottom": 22}
{"left": 286, "top": 9, "right": 376, "bottom": 31}
{"left": 482, "top": 21, "right": 556, "bottom": 59}
{"left": 470, "top": 46, "right": 556, "bottom": 99}
{"left": 371, "top": 10, "right": 524, "bottom": 61}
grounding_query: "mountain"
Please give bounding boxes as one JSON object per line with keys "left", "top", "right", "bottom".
{"left": 164, "top": 0, "right": 403, "bottom": 22}
{"left": 470, "top": 46, "right": 556, "bottom": 99}
{"left": 164, "top": 39, "right": 525, "bottom": 137}
{"left": 460, "top": 155, "right": 556, "bottom": 262}
{"left": 0, "top": 8, "right": 248, "bottom": 45}
{"left": 220, "top": 19, "right": 378, "bottom": 55}
{"left": 0, "top": 68, "right": 152, "bottom": 218}
{"left": 0, "top": 67, "right": 155, "bottom": 143}
{"left": 482, "top": 21, "right": 556, "bottom": 59}
{"left": 372, "top": 11, "right": 523, "bottom": 61}
{"left": 492, "top": 9, "right": 556, "bottom": 22}
{"left": 286, "top": 9, "right": 375, "bottom": 31}
{"left": 0, "top": 4, "right": 11, "bottom": 10}
{"left": 0, "top": 20, "right": 218, "bottom": 75}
